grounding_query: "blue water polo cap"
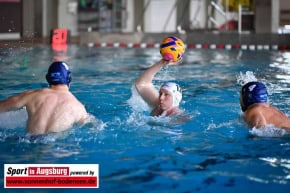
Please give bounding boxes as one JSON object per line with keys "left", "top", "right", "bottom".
{"left": 46, "top": 61, "right": 71, "bottom": 85}
{"left": 241, "top": 81, "right": 268, "bottom": 111}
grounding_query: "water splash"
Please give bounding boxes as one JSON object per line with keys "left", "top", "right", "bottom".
{"left": 0, "top": 108, "right": 27, "bottom": 129}
{"left": 85, "top": 113, "right": 106, "bottom": 131}
{"left": 126, "top": 111, "right": 149, "bottom": 127}
{"left": 51, "top": 146, "right": 80, "bottom": 158}
{"left": 260, "top": 157, "right": 290, "bottom": 170}
{"left": 250, "top": 125, "right": 288, "bottom": 137}
{"left": 0, "top": 110, "right": 105, "bottom": 143}
{"left": 18, "top": 133, "right": 57, "bottom": 144}
{"left": 127, "top": 85, "right": 151, "bottom": 112}
{"left": 206, "top": 119, "right": 237, "bottom": 130}
{"left": 236, "top": 71, "right": 257, "bottom": 86}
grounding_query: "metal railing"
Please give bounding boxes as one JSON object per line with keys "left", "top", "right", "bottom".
{"left": 207, "top": 0, "right": 229, "bottom": 30}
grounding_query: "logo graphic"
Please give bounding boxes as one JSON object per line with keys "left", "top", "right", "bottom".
{"left": 4, "top": 164, "right": 99, "bottom": 188}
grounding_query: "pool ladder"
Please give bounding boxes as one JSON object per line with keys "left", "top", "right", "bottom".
{"left": 207, "top": 0, "right": 229, "bottom": 31}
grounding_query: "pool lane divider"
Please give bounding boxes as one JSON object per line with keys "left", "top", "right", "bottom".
{"left": 88, "top": 42, "right": 290, "bottom": 51}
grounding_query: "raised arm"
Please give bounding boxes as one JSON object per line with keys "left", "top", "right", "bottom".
{"left": 0, "top": 91, "right": 31, "bottom": 112}
{"left": 135, "top": 59, "right": 171, "bottom": 108}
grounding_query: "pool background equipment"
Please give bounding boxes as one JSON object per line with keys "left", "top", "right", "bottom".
{"left": 0, "top": 45, "right": 290, "bottom": 193}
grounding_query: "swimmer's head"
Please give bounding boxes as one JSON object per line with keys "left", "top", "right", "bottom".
{"left": 240, "top": 81, "right": 268, "bottom": 112}
{"left": 46, "top": 61, "right": 71, "bottom": 86}
{"left": 160, "top": 82, "right": 182, "bottom": 107}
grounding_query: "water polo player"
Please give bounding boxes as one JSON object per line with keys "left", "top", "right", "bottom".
{"left": 0, "top": 61, "right": 88, "bottom": 135}
{"left": 135, "top": 59, "right": 183, "bottom": 116}
{"left": 240, "top": 81, "right": 290, "bottom": 130}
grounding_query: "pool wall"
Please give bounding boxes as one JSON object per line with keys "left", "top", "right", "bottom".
{"left": 80, "top": 31, "right": 290, "bottom": 51}
{"left": 1, "top": 31, "right": 290, "bottom": 51}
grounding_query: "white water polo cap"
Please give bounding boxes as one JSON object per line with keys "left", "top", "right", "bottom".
{"left": 160, "top": 82, "right": 182, "bottom": 107}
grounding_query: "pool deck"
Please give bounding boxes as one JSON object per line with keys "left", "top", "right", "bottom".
{"left": 1, "top": 31, "right": 290, "bottom": 50}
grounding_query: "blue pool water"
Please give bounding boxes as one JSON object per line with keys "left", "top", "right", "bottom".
{"left": 0, "top": 45, "right": 290, "bottom": 193}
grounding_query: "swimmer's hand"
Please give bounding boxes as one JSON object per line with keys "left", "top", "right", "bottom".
{"left": 159, "top": 59, "right": 178, "bottom": 66}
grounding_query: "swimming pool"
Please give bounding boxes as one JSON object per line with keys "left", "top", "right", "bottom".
{"left": 0, "top": 45, "right": 290, "bottom": 193}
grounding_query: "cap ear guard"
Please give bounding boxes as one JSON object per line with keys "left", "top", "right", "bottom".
{"left": 173, "top": 87, "right": 182, "bottom": 107}
{"left": 67, "top": 70, "right": 72, "bottom": 84}
{"left": 161, "top": 82, "right": 182, "bottom": 107}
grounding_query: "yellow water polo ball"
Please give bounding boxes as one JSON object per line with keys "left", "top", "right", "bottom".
{"left": 160, "top": 36, "right": 185, "bottom": 62}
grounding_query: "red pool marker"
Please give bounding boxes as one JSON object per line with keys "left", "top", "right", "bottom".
{"left": 52, "top": 44, "right": 67, "bottom": 52}
{"left": 51, "top": 29, "right": 69, "bottom": 45}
